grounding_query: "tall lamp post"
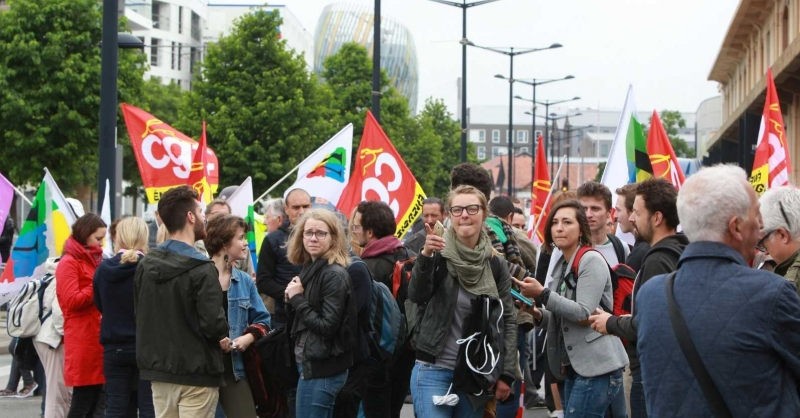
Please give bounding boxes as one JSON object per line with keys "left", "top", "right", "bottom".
{"left": 518, "top": 96, "right": 580, "bottom": 176}
{"left": 429, "top": 0, "right": 503, "bottom": 162}
{"left": 464, "top": 40, "right": 562, "bottom": 196}
{"left": 98, "top": 0, "right": 144, "bottom": 219}
{"left": 372, "top": 0, "right": 381, "bottom": 121}
{"left": 548, "top": 111, "right": 581, "bottom": 180}
{"left": 500, "top": 75, "right": 574, "bottom": 142}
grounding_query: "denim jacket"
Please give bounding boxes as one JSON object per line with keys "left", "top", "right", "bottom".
{"left": 227, "top": 268, "right": 271, "bottom": 381}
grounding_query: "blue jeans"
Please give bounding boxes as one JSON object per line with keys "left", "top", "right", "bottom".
{"left": 496, "top": 327, "right": 530, "bottom": 418}
{"left": 410, "top": 361, "right": 485, "bottom": 418}
{"left": 103, "top": 347, "right": 155, "bottom": 418}
{"left": 296, "top": 363, "right": 348, "bottom": 418}
{"left": 563, "top": 368, "right": 623, "bottom": 418}
{"left": 629, "top": 367, "right": 645, "bottom": 418}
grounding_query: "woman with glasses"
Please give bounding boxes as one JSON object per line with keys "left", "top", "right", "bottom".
{"left": 206, "top": 215, "right": 271, "bottom": 418}
{"left": 408, "top": 185, "right": 517, "bottom": 418}
{"left": 514, "top": 199, "right": 628, "bottom": 417}
{"left": 284, "top": 209, "right": 356, "bottom": 417}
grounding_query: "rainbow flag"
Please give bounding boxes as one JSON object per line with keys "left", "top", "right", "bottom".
{"left": 288, "top": 124, "right": 353, "bottom": 206}
{"left": 0, "top": 169, "right": 77, "bottom": 302}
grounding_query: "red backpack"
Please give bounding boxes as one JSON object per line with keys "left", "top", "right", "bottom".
{"left": 570, "top": 246, "right": 636, "bottom": 316}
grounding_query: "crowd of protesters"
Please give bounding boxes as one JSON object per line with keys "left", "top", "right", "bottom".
{"left": 3, "top": 162, "right": 800, "bottom": 418}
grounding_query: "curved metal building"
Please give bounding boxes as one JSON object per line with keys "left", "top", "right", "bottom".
{"left": 313, "top": 3, "right": 419, "bottom": 112}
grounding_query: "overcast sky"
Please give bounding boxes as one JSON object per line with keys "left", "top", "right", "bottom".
{"left": 269, "top": 0, "right": 739, "bottom": 115}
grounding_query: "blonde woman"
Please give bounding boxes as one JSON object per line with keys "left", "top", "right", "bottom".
{"left": 93, "top": 216, "right": 154, "bottom": 417}
{"left": 285, "top": 209, "right": 356, "bottom": 417}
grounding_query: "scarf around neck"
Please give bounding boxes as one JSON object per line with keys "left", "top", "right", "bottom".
{"left": 441, "top": 227, "right": 498, "bottom": 297}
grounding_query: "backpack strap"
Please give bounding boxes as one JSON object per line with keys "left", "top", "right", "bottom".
{"left": 569, "top": 246, "right": 613, "bottom": 313}
{"left": 607, "top": 233, "right": 627, "bottom": 265}
{"left": 665, "top": 272, "right": 732, "bottom": 418}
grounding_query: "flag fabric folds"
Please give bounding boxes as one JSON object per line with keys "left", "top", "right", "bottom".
{"left": 529, "top": 135, "right": 551, "bottom": 245}
{"left": 1, "top": 169, "right": 77, "bottom": 302}
{"left": 121, "top": 103, "right": 219, "bottom": 203}
{"left": 188, "top": 121, "right": 213, "bottom": 204}
{"left": 99, "top": 178, "right": 113, "bottom": 258}
{"left": 603, "top": 86, "right": 644, "bottom": 194}
{"left": 0, "top": 173, "right": 14, "bottom": 237}
{"left": 287, "top": 124, "right": 353, "bottom": 206}
{"left": 337, "top": 111, "right": 426, "bottom": 238}
{"left": 750, "top": 68, "right": 791, "bottom": 195}
{"left": 646, "top": 110, "right": 685, "bottom": 189}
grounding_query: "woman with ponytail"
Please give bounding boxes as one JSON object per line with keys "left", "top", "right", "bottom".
{"left": 93, "top": 216, "right": 155, "bottom": 417}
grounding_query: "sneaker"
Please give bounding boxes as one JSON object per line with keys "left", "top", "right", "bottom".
{"left": 15, "top": 383, "right": 37, "bottom": 398}
{"left": 525, "top": 394, "right": 546, "bottom": 409}
{"left": 549, "top": 410, "right": 564, "bottom": 418}
{"left": 0, "top": 389, "right": 16, "bottom": 397}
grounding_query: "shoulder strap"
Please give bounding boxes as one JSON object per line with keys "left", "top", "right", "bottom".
{"left": 570, "top": 245, "right": 596, "bottom": 276}
{"left": 607, "top": 233, "right": 627, "bottom": 264}
{"left": 665, "top": 272, "right": 732, "bottom": 418}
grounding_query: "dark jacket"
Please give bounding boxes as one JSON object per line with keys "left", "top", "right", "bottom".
{"left": 362, "top": 236, "right": 413, "bottom": 290}
{"left": 289, "top": 258, "right": 355, "bottom": 379}
{"left": 607, "top": 233, "right": 688, "bottom": 342}
{"left": 637, "top": 241, "right": 800, "bottom": 417}
{"left": 409, "top": 253, "right": 517, "bottom": 388}
{"left": 93, "top": 252, "right": 141, "bottom": 348}
{"left": 135, "top": 241, "right": 228, "bottom": 387}
{"left": 347, "top": 255, "right": 373, "bottom": 363}
{"left": 625, "top": 238, "right": 650, "bottom": 272}
{"left": 256, "top": 220, "right": 301, "bottom": 325}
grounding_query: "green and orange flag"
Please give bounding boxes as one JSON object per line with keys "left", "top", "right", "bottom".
{"left": 750, "top": 68, "right": 791, "bottom": 195}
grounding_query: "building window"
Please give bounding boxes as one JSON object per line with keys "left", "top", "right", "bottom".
{"left": 150, "top": 38, "right": 160, "bottom": 66}
{"left": 178, "top": 6, "right": 184, "bottom": 34}
{"left": 191, "top": 12, "right": 201, "bottom": 41}
{"left": 469, "top": 129, "right": 486, "bottom": 143}
{"left": 492, "top": 147, "right": 501, "bottom": 158}
{"left": 519, "top": 147, "right": 529, "bottom": 154}
{"left": 492, "top": 130, "right": 500, "bottom": 143}
{"left": 477, "top": 146, "right": 486, "bottom": 160}
{"left": 171, "top": 41, "right": 176, "bottom": 70}
{"left": 517, "top": 130, "right": 528, "bottom": 143}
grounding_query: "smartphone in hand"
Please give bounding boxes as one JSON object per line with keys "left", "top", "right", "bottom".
{"left": 510, "top": 288, "right": 534, "bottom": 306}
{"left": 433, "top": 220, "right": 445, "bottom": 237}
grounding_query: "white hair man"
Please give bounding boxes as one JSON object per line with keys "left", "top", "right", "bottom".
{"left": 635, "top": 165, "right": 800, "bottom": 416}
{"left": 262, "top": 198, "right": 286, "bottom": 234}
{"left": 757, "top": 186, "right": 800, "bottom": 289}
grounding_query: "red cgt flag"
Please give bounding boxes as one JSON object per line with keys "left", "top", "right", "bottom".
{"left": 646, "top": 110, "right": 685, "bottom": 189}
{"left": 121, "top": 103, "right": 219, "bottom": 203}
{"left": 187, "top": 121, "right": 213, "bottom": 204}
{"left": 337, "top": 111, "right": 426, "bottom": 238}
{"left": 529, "top": 134, "right": 551, "bottom": 245}
{"left": 750, "top": 68, "right": 791, "bottom": 195}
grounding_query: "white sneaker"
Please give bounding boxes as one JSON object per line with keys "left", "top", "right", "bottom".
{"left": 549, "top": 410, "right": 564, "bottom": 418}
{"left": 15, "top": 383, "right": 37, "bottom": 398}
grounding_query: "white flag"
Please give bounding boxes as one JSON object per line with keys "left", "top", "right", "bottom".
{"left": 287, "top": 124, "right": 353, "bottom": 205}
{"left": 226, "top": 176, "right": 254, "bottom": 219}
{"left": 100, "top": 178, "right": 113, "bottom": 258}
{"left": 601, "top": 86, "right": 638, "bottom": 245}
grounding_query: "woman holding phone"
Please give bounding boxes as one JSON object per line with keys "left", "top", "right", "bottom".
{"left": 514, "top": 199, "right": 628, "bottom": 417}
{"left": 408, "top": 185, "right": 517, "bottom": 418}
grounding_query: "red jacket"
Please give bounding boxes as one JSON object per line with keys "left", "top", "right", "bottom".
{"left": 56, "top": 237, "right": 104, "bottom": 386}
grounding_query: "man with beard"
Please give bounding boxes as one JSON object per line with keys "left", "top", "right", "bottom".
{"left": 404, "top": 197, "right": 446, "bottom": 254}
{"left": 589, "top": 178, "right": 688, "bottom": 418}
{"left": 135, "top": 186, "right": 229, "bottom": 417}
{"left": 615, "top": 183, "right": 649, "bottom": 271}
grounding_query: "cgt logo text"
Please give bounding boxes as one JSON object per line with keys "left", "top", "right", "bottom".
{"left": 140, "top": 134, "right": 216, "bottom": 179}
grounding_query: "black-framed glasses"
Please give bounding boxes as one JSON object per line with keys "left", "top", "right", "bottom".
{"left": 449, "top": 204, "right": 481, "bottom": 217}
{"left": 302, "top": 230, "right": 329, "bottom": 239}
{"left": 757, "top": 201, "right": 793, "bottom": 252}
{"left": 756, "top": 229, "right": 778, "bottom": 253}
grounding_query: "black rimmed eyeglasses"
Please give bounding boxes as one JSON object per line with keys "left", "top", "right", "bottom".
{"left": 756, "top": 201, "right": 792, "bottom": 252}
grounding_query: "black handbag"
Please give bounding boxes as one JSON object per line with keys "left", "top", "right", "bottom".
{"left": 254, "top": 325, "right": 299, "bottom": 393}
{"left": 665, "top": 272, "right": 733, "bottom": 418}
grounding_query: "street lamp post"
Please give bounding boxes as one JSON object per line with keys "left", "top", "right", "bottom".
{"left": 465, "top": 40, "right": 562, "bottom": 196}
{"left": 372, "top": 0, "right": 381, "bottom": 121}
{"left": 430, "top": 0, "right": 502, "bottom": 163}
{"left": 550, "top": 111, "right": 581, "bottom": 181}
{"left": 98, "top": 0, "right": 144, "bottom": 219}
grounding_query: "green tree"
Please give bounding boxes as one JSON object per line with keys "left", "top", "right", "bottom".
{"left": 652, "top": 110, "right": 695, "bottom": 158}
{"left": 0, "top": 0, "right": 145, "bottom": 195}
{"left": 181, "top": 10, "right": 336, "bottom": 195}
{"left": 414, "top": 98, "right": 469, "bottom": 197}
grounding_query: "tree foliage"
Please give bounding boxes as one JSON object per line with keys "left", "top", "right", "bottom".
{"left": 652, "top": 110, "right": 695, "bottom": 158}
{"left": 0, "top": 0, "right": 145, "bottom": 193}
{"left": 181, "top": 10, "right": 336, "bottom": 195}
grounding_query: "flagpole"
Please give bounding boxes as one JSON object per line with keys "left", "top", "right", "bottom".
{"left": 12, "top": 187, "right": 32, "bottom": 206}
{"left": 531, "top": 156, "right": 566, "bottom": 244}
{"left": 254, "top": 123, "right": 354, "bottom": 204}
{"left": 255, "top": 165, "right": 301, "bottom": 204}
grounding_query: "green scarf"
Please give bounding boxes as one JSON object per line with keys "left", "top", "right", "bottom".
{"left": 441, "top": 227, "right": 498, "bottom": 297}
